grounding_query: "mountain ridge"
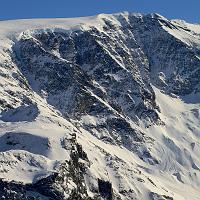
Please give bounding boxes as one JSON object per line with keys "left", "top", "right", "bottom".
{"left": 0, "top": 12, "right": 200, "bottom": 199}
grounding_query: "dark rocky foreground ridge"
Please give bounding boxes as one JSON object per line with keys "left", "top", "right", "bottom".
{"left": 0, "top": 12, "right": 200, "bottom": 199}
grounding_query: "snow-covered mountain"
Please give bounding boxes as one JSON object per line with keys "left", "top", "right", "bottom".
{"left": 0, "top": 12, "right": 200, "bottom": 200}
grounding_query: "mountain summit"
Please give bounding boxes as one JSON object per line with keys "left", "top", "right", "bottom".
{"left": 0, "top": 12, "right": 200, "bottom": 199}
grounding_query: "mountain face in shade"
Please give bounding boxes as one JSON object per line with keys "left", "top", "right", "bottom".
{"left": 0, "top": 12, "right": 200, "bottom": 199}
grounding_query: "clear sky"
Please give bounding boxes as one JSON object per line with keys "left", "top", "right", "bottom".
{"left": 0, "top": 0, "right": 199, "bottom": 23}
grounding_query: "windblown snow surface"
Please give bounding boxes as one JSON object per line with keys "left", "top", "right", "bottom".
{"left": 0, "top": 12, "right": 200, "bottom": 199}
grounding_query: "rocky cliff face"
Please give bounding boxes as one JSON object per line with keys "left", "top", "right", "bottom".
{"left": 0, "top": 12, "right": 200, "bottom": 199}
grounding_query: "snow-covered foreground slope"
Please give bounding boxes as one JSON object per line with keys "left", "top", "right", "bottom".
{"left": 0, "top": 12, "right": 200, "bottom": 200}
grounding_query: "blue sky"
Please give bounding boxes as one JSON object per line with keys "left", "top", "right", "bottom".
{"left": 0, "top": 0, "right": 199, "bottom": 23}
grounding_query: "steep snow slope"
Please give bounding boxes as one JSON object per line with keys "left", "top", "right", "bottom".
{"left": 0, "top": 12, "right": 200, "bottom": 200}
